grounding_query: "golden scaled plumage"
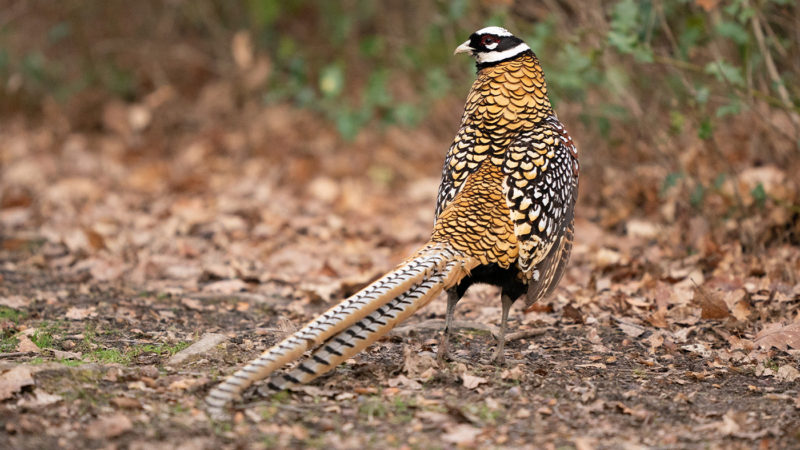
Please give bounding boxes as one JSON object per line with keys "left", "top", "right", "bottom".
{"left": 431, "top": 162, "right": 518, "bottom": 268}
{"left": 434, "top": 50, "right": 578, "bottom": 285}
{"left": 434, "top": 52, "right": 553, "bottom": 218}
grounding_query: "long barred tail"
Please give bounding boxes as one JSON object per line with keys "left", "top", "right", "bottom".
{"left": 266, "top": 259, "right": 460, "bottom": 390}
{"left": 205, "top": 242, "right": 474, "bottom": 417}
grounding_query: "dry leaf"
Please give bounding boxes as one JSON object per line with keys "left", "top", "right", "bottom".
{"left": 647, "top": 309, "right": 668, "bottom": 328}
{"left": 442, "top": 424, "right": 482, "bottom": 444}
{"left": 202, "top": 279, "right": 248, "bottom": 294}
{"left": 167, "top": 378, "right": 197, "bottom": 391}
{"left": 180, "top": 297, "right": 205, "bottom": 311}
{"left": 719, "top": 410, "right": 743, "bottom": 435}
{"left": 415, "top": 410, "right": 451, "bottom": 425}
{"left": 562, "top": 304, "right": 584, "bottom": 324}
{"left": 111, "top": 397, "right": 142, "bottom": 409}
{"left": 726, "top": 335, "right": 754, "bottom": 352}
{"left": 696, "top": 410, "right": 744, "bottom": 436}
{"left": 754, "top": 322, "right": 800, "bottom": 351}
{"left": 83, "top": 227, "right": 105, "bottom": 251}
{"left": 299, "top": 280, "right": 344, "bottom": 303}
{"left": 17, "top": 389, "right": 61, "bottom": 407}
{"left": 697, "top": 288, "right": 729, "bottom": 320}
{"left": 53, "top": 349, "right": 82, "bottom": 360}
{"left": 525, "top": 302, "right": 553, "bottom": 314}
{"left": 402, "top": 347, "right": 436, "bottom": 378}
{"left": 681, "top": 343, "right": 712, "bottom": 358}
{"left": 87, "top": 257, "right": 125, "bottom": 281}
{"left": 644, "top": 332, "right": 664, "bottom": 352}
{"left": 0, "top": 366, "right": 35, "bottom": 400}
{"left": 292, "top": 385, "right": 336, "bottom": 397}
{"left": 573, "top": 437, "right": 597, "bottom": 450}
{"left": 168, "top": 332, "right": 227, "bottom": 365}
{"left": 776, "top": 364, "right": 800, "bottom": 382}
{"left": 617, "top": 321, "right": 645, "bottom": 338}
{"left": 235, "top": 301, "right": 250, "bottom": 312}
{"left": 16, "top": 335, "right": 40, "bottom": 353}
{"left": 594, "top": 248, "right": 621, "bottom": 268}
{"left": 387, "top": 375, "right": 422, "bottom": 390}
{"left": 462, "top": 373, "right": 487, "bottom": 389}
{"left": 500, "top": 365, "right": 524, "bottom": 380}
{"left": 626, "top": 219, "right": 659, "bottom": 239}
{"left": 0, "top": 295, "right": 28, "bottom": 309}
{"left": 65, "top": 307, "right": 96, "bottom": 320}
{"left": 613, "top": 401, "right": 650, "bottom": 420}
{"left": 586, "top": 327, "right": 603, "bottom": 344}
{"left": 85, "top": 413, "right": 133, "bottom": 439}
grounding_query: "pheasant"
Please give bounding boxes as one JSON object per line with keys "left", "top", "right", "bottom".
{"left": 205, "top": 26, "right": 579, "bottom": 416}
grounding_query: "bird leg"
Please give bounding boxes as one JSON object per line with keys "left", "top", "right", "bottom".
{"left": 437, "top": 289, "right": 461, "bottom": 363}
{"left": 491, "top": 293, "right": 514, "bottom": 364}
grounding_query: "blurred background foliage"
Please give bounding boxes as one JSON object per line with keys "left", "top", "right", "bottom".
{"left": 1, "top": 0, "right": 798, "bottom": 248}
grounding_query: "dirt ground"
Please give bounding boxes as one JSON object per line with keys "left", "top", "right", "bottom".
{"left": 1, "top": 248, "right": 798, "bottom": 449}
{"left": 1, "top": 78, "right": 799, "bottom": 448}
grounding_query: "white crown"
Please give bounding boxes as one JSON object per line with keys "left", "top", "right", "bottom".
{"left": 474, "top": 26, "right": 513, "bottom": 37}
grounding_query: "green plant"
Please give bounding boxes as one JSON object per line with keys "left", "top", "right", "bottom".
{"left": 0, "top": 336, "right": 18, "bottom": 353}
{"left": 31, "top": 329, "right": 54, "bottom": 349}
{"left": 0, "top": 306, "right": 25, "bottom": 323}
{"left": 751, "top": 183, "right": 767, "bottom": 208}
{"left": 392, "top": 396, "right": 417, "bottom": 423}
{"left": 57, "top": 358, "right": 84, "bottom": 367}
{"left": 88, "top": 348, "right": 129, "bottom": 364}
{"left": 358, "top": 395, "right": 388, "bottom": 420}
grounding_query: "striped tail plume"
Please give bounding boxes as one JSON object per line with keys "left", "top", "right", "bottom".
{"left": 205, "top": 242, "right": 476, "bottom": 418}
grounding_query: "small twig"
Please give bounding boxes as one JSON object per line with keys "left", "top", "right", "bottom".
{"left": 254, "top": 327, "right": 285, "bottom": 333}
{"left": 391, "top": 320, "right": 550, "bottom": 343}
{"left": 0, "top": 351, "right": 38, "bottom": 359}
{"left": 505, "top": 328, "right": 548, "bottom": 342}
{"left": 390, "top": 319, "right": 498, "bottom": 336}
{"left": 552, "top": 406, "right": 571, "bottom": 424}
{"left": 654, "top": 1, "right": 697, "bottom": 97}
{"left": 244, "top": 400, "right": 308, "bottom": 414}
{"left": 114, "top": 339, "right": 157, "bottom": 345}
{"left": 188, "top": 292, "right": 271, "bottom": 303}
{"left": 757, "top": 9, "right": 788, "bottom": 59}
{"left": 750, "top": 4, "right": 800, "bottom": 132}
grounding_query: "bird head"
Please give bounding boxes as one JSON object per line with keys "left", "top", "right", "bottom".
{"left": 454, "top": 26, "right": 531, "bottom": 68}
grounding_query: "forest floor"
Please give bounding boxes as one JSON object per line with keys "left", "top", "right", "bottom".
{"left": 1, "top": 246, "right": 799, "bottom": 449}
{"left": 1, "top": 94, "right": 799, "bottom": 449}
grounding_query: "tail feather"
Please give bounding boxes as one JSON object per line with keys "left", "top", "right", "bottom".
{"left": 206, "top": 242, "right": 474, "bottom": 416}
{"left": 268, "top": 261, "right": 458, "bottom": 390}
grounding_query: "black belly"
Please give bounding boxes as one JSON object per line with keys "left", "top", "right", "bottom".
{"left": 452, "top": 263, "right": 527, "bottom": 301}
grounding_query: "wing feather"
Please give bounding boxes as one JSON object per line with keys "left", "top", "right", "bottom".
{"left": 502, "top": 116, "right": 579, "bottom": 284}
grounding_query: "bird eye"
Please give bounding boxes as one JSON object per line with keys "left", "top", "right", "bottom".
{"left": 480, "top": 35, "right": 500, "bottom": 46}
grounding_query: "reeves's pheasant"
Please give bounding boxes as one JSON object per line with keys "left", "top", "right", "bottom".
{"left": 206, "top": 26, "right": 579, "bottom": 416}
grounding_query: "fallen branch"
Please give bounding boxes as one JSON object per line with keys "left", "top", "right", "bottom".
{"left": 505, "top": 328, "right": 549, "bottom": 342}
{"left": 390, "top": 319, "right": 550, "bottom": 343}
{"left": 0, "top": 351, "right": 38, "bottom": 359}
{"left": 750, "top": 4, "right": 800, "bottom": 131}
{"left": 390, "top": 319, "right": 498, "bottom": 337}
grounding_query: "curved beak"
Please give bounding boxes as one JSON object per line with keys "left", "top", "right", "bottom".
{"left": 454, "top": 40, "right": 473, "bottom": 55}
